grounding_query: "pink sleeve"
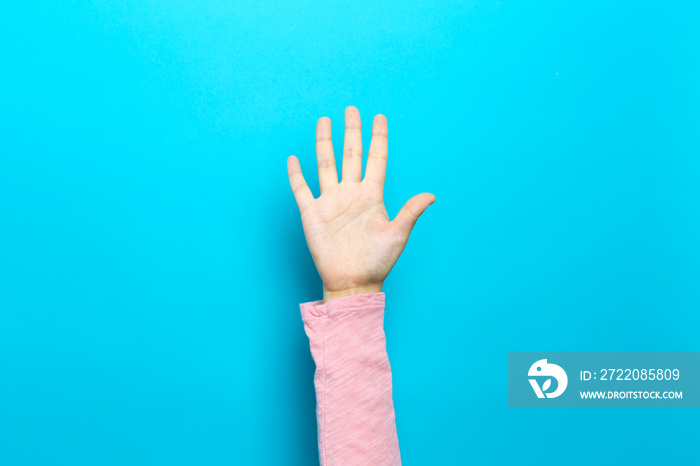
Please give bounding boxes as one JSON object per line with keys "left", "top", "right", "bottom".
{"left": 300, "top": 292, "right": 402, "bottom": 466}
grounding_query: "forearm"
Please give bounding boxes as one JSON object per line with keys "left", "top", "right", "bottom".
{"left": 300, "top": 292, "right": 401, "bottom": 466}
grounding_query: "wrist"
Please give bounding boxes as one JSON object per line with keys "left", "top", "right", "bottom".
{"left": 323, "top": 283, "right": 383, "bottom": 303}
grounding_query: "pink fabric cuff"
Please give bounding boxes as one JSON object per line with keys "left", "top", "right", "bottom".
{"left": 300, "top": 291, "right": 385, "bottom": 320}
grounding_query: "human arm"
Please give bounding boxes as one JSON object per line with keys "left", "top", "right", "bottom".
{"left": 300, "top": 292, "right": 398, "bottom": 465}
{"left": 288, "top": 106, "right": 435, "bottom": 465}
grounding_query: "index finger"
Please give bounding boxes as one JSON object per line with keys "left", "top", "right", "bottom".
{"left": 364, "top": 114, "right": 388, "bottom": 188}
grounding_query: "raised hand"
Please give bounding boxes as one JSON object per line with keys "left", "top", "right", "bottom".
{"left": 287, "top": 106, "right": 435, "bottom": 303}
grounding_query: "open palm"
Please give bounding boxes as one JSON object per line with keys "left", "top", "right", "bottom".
{"left": 287, "top": 106, "right": 435, "bottom": 302}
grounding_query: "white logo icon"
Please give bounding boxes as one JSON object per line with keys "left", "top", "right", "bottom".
{"left": 528, "top": 359, "right": 568, "bottom": 398}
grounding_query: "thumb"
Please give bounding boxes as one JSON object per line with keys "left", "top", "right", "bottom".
{"left": 392, "top": 192, "right": 436, "bottom": 237}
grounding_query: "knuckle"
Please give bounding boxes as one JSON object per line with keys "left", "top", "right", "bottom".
{"left": 317, "top": 158, "right": 335, "bottom": 169}
{"left": 343, "top": 147, "right": 360, "bottom": 158}
{"left": 367, "top": 151, "right": 387, "bottom": 160}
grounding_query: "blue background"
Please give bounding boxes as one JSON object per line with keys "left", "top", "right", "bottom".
{"left": 1, "top": 1, "right": 699, "bottom": 464}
